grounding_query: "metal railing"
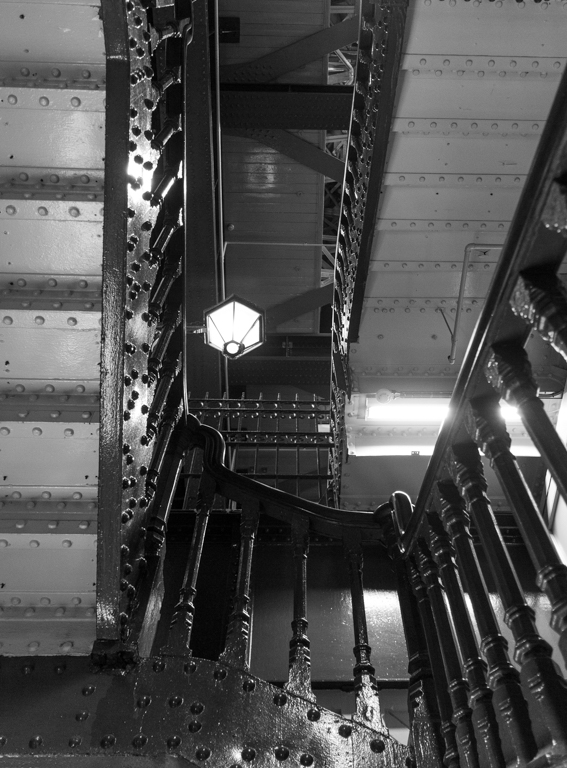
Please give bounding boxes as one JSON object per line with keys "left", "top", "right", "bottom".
{"left": 372, "top": 61, "right": 567, "bottom": 768}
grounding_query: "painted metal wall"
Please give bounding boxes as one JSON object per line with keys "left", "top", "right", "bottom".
{"left": 0, "top": 0, "right": 104, "bottom": 654}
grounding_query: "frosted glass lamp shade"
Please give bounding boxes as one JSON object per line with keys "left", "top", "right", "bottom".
{"left": 204, "top": 295, "right": 265, "bottom": 360}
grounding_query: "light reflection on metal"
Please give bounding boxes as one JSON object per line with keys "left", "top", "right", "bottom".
{"left": 204, "top": 294, "right": 265, "bottom": 360}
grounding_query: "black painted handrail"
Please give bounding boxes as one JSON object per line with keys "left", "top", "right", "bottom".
{"left": 184, "top": 413, "right": 382, "bottom": 541}
{"left": 401, "top": 64, "right": 567, "bottom": 554}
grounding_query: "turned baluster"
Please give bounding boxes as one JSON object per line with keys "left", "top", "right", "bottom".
{"left": 375, "top": 503, "right": 445, "bottom": 768}
{"left": 154, "top": 67, "right": 181, "bottom": 98}
{"left": 219, "top": 500, "right": 260, "bottom": 669}
{"left": 486, "top": 341, "right": 567, "bottom": 503}
{"left": 343, "top": 530, "right": 384, "bottom": 730}
{"left": 149, "top": 161, "right": 182, "bottom": 208}
{"left": 427, "top": 511, "right": 504, "bottom": 768}
{"left": 147, "top": 359, "right": 180, "bottom": 440}
{"left": 164, "top": 473, "right": 215, "bottom": 656}
{"left": 451, "top": 440, "right": 567, "bottom": 747}
{"left": 145, "top": 401, "right": 182, "bottom": 501}
{"left": 148, "top": 304, "right": 181, "bottom": 383}
{"left": 151, "top": 114, "right": 182, "bottom": 153}
{"left": 510, "top": 266, "right": 567, "bottom": 360}
{"left": 415, "top": 537, "right": 480, "bottom": 768}
{"left": 468, "top": 394, "right": 567, "bottom": 666}
{"left": 408, "top": 555, "right": 461, "bottom": 768}
{"left": 144, "top": 208, "right": 182, "bottom": 267}
{"left": 284, "top": 516, "right": 315, "bottom": 702}
{"left": 148, "top": 252, "right": 182, "bottom": 322}
{"left": 437, "top": 479, "right": 537, "bottom": 765}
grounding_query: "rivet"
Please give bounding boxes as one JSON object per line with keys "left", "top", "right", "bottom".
{"left": 190, "top": 702, "right": 204, "bottom": 715}
{"left": 64, "top": 428, "right": 74, "bottom": 437}
{"left": 39, "top": 97, "right": 49, "bottom": 106}
{"left": 30, "top": 540, "right": 40, "bottom": 548}
{"left": 195, "top": 747, "right": 211, "bottom": 761}
{"left": 6, "top": 205, "right": 16, "bottom": 215}
{"left": 2, "top": 316, "right": 13, "bottom": 325}
{"left": 28, "top": 641, "right": 40, "bottom": 652}
{"left": 60, "top": 641, "right": 73, "bottom": 652}
{"left": 167, "top": 736, "right": 181, "bottom": 749}
{"left": 241, "top": 747, "right": 256, "bottom": 762}
{"left": 40, "top": 597, "right": 50, "bottom": 605}
{"left": 532, "top": 123, "right": 539, "bottom": 130}
{"left": 69, "top": 737, "right": 81, "bottom": 748}
{"left": 243, "top": 679, "right": 256, "bottom": 692}
{"left": 132, "top": 734, "right": 148, "bottom": 749}
{"left": 0, "top": 427, "right": 10, "bottom": 436}
{"left": 339, "top": 724, "right": 352, "bottom": 738}
{"left": 37, "top": 206, "right": 48, "bottom": 216}
{"left": 32, "top": 427, "right": 42, "bottom": 436}
{"left": 67, "top": 317, "right": 77, "bottom": 326}
{"left": 275, "top": 746, "right": 290, "bottom": 761}
{"left": 7, "top": 95, "right": 17, "bottom": 105}
{"left": 214, "top": 668, "right": 227, "bottom": 680}
{"left": 153, "top": 660, "right": 165, "bottom": 673}
{"left": 69, "top": 207, "right": 80, "bottom": 217}
{"left": 169, "top": 696, "right": 183, "bottom": 708}
{"left": 300, "top": 756, "right": 314, "bottom": 767}
{"left": 72, "top": 597, "right": 81, "bottom": 605}
{"left": 307, "top": 708, "right": 320, "bottom": 721}
{"left": 29, "top": 736, "right": 43, "bottom": 749}
{"left": 137, "top": 696, "right": 151, "bottom": 708}
{"left": 188, "top": 721, "right": 202, "bottom": 733}
{"left": 71, "top": 97, "right": 81, "bottom": 107}
{"left": 72, "top": 491, "right": 82, "bottom": 499}
{"left": 34, "top": 316, "right": 45, "bottom": 325}
{"left": 62, "top": 539, "right": 72, "bottom": 548}
{"left": 12, "top": 491, "right": 22, "bottom": 498}
{"left": 100, "top": 735, "right": 116, "bottom": 749}
{"left": 471, "top": 122, "right": 478, "bottom": 129}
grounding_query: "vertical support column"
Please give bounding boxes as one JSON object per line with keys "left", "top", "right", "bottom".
{"left": 164, "top": 472, "right": 215, "bottom": 656}
{"left": 220, "top": 500, "right": 260, "bottom": 669}
{"left": 375, "top": 504, "right": 445, "bottom": 768}
{"left": 343, "top": 530, "right": 384, "bottom": 730}
{"left": 427, "top": 512, "right": 504, "bottom": 768}
{"left": 436, "top": 479, "right": 537, "bottom": 765}
{"left": 285, "top": 516, "right": 315, "bottom": 702}
{"left": 407, "top": 555, "right": 461, "bottom": 768}
{"left": 415, "top": 537, "right": 479, "bottom": 768}
{"left": 468, "top": 395, "right": 567, "bottom": 665}
{"left": 486, "top": 341, "right": 567, "bottom": 503}
{"left": 451, "top": 440, "right": 567, "bottom": 747}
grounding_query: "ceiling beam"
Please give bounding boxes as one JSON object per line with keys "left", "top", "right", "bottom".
{"left": 220, "top": 16, "right": 360, "bottom": 84}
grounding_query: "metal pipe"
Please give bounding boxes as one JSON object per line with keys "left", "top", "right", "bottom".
{"left": 448, "top": 243, "right": 503, "bottom": 365}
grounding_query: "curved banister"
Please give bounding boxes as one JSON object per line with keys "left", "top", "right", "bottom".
{"left": 184, "top": 413, "right": 383, "bottom": 541}
{"left": 401, "top": 63, "right": 567, "bottom": 555}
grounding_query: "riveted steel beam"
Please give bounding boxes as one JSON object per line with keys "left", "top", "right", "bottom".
{"left": 0, "top": 655, "right": 406, "bottom": 766}
{"left": 220, "top": 16, "right": 360, "bottom": 84}
{"left": 266, "top": 283, "right": 334, "bottom": 331}
{"left": 226, "top": 128, "right": 345, "bottom": 183}
{"left": 96, "top": 0, "right": 130, "bottom": 645}
{"left": 183, "top": 0, "right": 222, "bottom": 400}
{"left": 220, "top": 85, "right": 353, "bottom": 131}
{"left": 344, "top": 4, "right": 410, "bottom": 344}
